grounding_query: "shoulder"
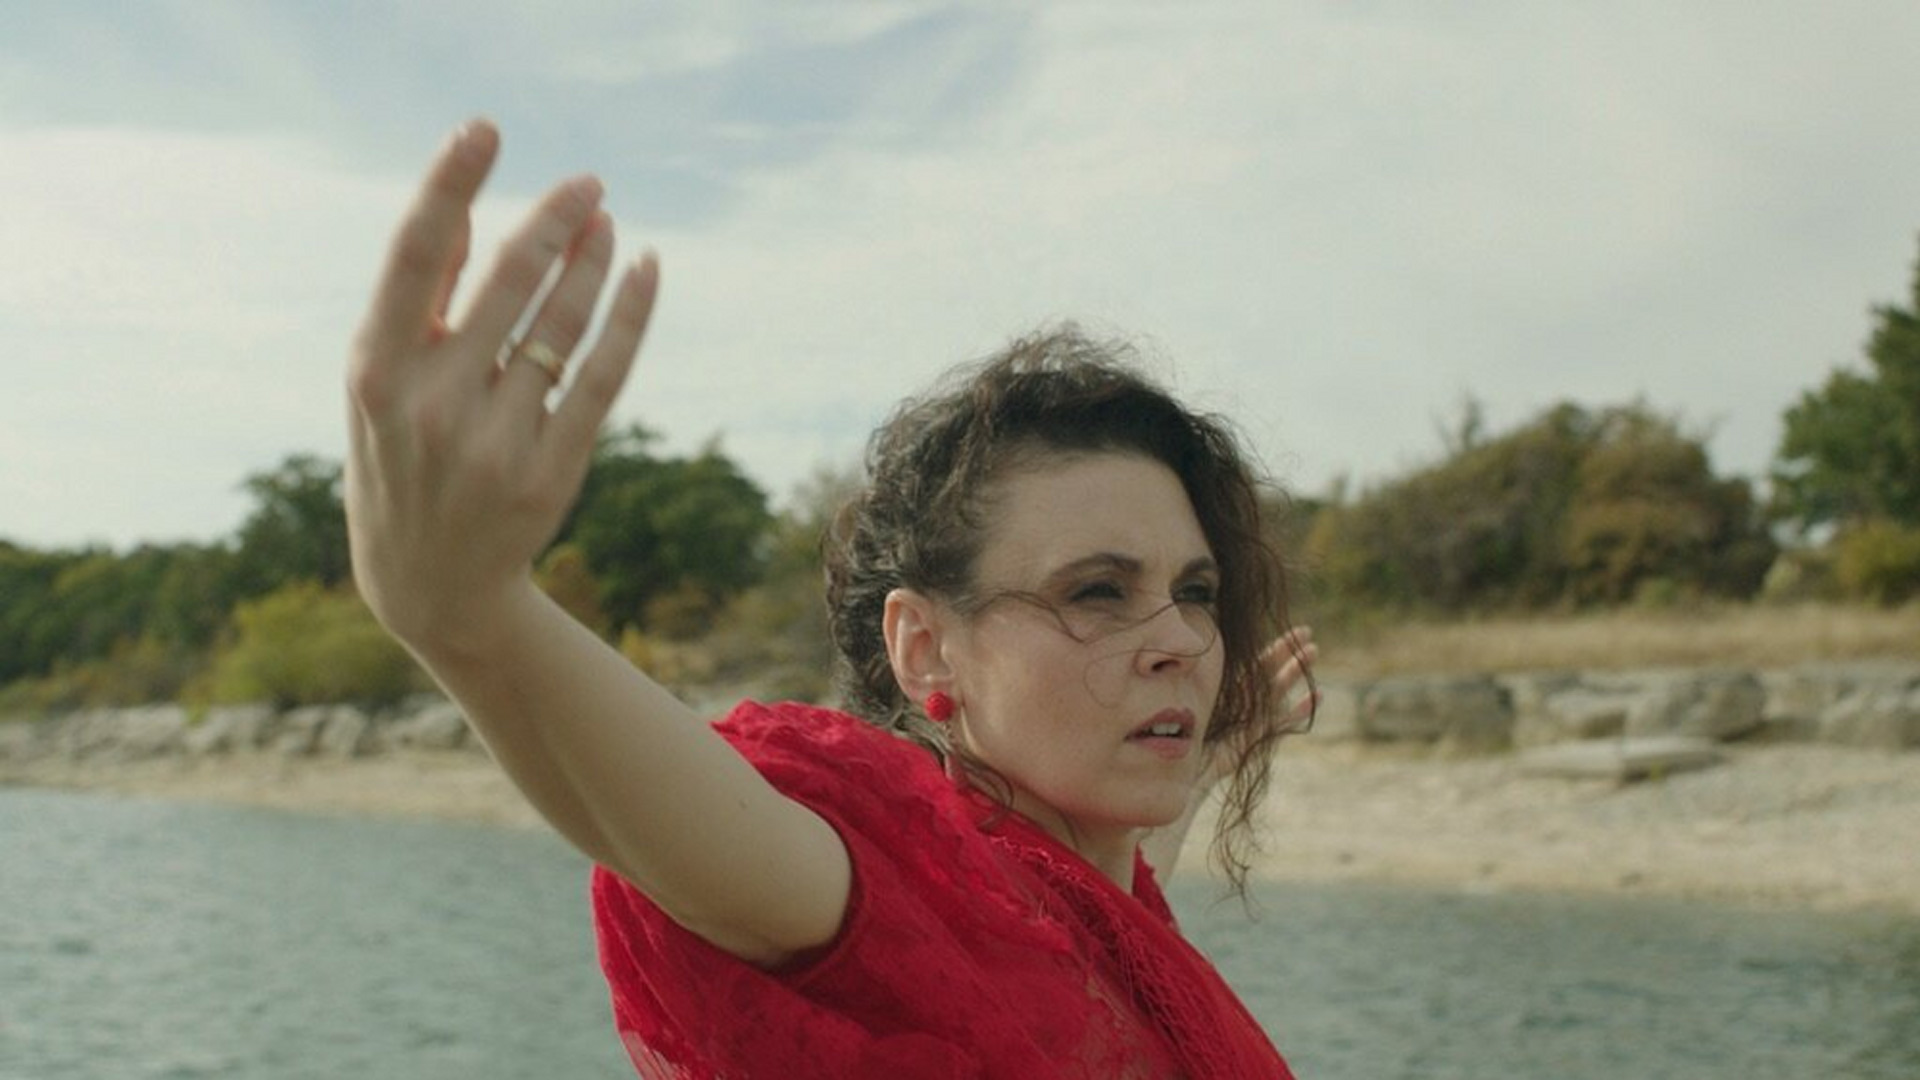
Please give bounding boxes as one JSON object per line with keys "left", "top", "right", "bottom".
{"left": 708, "top": 700, "right": 950, "bottom": 830}
{"left": 713, "top": 700, "right": 930, "bottom": 779}
{"left": 712, "top": 699, "right": 902, "bottom": 757}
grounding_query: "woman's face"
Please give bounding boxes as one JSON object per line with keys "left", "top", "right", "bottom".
{"left": 945, "top": 451, "right": 1225, "bottom": 839}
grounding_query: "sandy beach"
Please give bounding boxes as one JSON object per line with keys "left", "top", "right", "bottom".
{"left": 1237, "top": 740, "right": 1920, "bottom": 915}
{"left": 9, "top": 739, "right": 1917, "bottom": 917}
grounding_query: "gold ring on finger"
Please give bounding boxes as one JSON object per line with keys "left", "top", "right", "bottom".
{"left": 509, "top": 337, "right": 568, "bottom": 386}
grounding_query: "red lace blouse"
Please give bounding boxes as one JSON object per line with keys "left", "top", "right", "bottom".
{"left": 591, "top": 700, "right": 1295, "bottom": 1079}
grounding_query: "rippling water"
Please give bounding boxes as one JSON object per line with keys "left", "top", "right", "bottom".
{"left": 3, "top": 787, "right": 1917, "bottom": 1079}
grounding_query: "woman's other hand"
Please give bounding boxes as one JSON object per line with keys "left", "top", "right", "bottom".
{"left": 1200, "top": 625, "right": 1318, "bottom": 792}
{"left": 344, "top": 119, "right": 660, "bottom": 654}
{"left": 1262, "top": 624, "right": 1319, "bottom": 739}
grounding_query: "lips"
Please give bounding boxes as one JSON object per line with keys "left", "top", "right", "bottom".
{"left": 1128, "top": 708, "right": 1194, "bottom": 741}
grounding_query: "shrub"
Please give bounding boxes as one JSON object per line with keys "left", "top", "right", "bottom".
{"left": 1302, "top": 401, "right": 1770, "bottom": 613}
{"left": 0, "top": 636, "right": 204, "bottom": 713}
{"left": 1834, "top": 520, "right": 1920, "bottom": 605}
{"left": 203, "top": 582, "right": 424, "bottom": 709}
{"left": 535, "top": 543, "right": 611, "bottom": 639}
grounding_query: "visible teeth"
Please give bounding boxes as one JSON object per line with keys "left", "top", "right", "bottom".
{"left": 1146, "top": 722, "right": 1183, "bottom": 737}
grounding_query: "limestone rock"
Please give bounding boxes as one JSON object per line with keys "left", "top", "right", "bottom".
{"left": 317, "top": 707, "right": 381, "bottom": 758}
{"left": 1518, "top": 735, "right": 1723, "bottom": 781}
{"left": 182, "top": 704, "right": 275, "bottom": 755}
{"left": 1627, "top": 672, "right": 1765, "bottom": 742}
{"left": 1359, "top": 675, "right": 1513, "bottom": 750}
{"left": 1534, "top": 686, "right": 1634, "bottom": 744}
{"left": 0, "top": 719, "right": 47, "bottom": 762}
{"left": 385, "top": 699, "right": 470, "bottom": 751}
{"left": 274, "top": 706, "right": 335, "bottom": 757}
{"left": 1819, "top": 687, "right": 1920, "bottom": 750}
{"left": 1303, "top": 679, "right": 1360, "bottom": 742}
{"left": 113, "top": 706, "right": 190, "bottom": 760}
{"left": 1498, "top": 672, "right": 1581, "bottom": 748}
{"left": 1756, "top": 668, "right": 1846, "bottom": 742}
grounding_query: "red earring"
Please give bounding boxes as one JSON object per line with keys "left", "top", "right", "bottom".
{"left": 924, "top": 691, "right": 955, "bottom": 724}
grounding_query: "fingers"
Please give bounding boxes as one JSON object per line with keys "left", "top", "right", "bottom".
{"left": 458, "top": 175, "right": 605, "bottom": 360}
{"left": 431, "top": 213, "right": 472, "bottom": 335}
{"left": 357, "top": 120, "right": 499, "bottom": 360}
{"left": 1263, "top": 624, "right": 1319, "bottom": 733}
{"left": 1280, "top": 687, "right": 1320, "bottom": 733}
{"left": 545, "top": 252, "right": 660, "bottom": 462}
{"left": 1262, "top": 625, "right": 1315, "bottom": 676}
{"left": 496, "top": 211, "right": 616, "bottom": 409}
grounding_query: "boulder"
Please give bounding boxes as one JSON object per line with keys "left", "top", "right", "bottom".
{"left": 317, "top": 707, "right": 381, "bottom": 758}
{"left": 273, "top": 706, "right": 335, "bottom": 757}
{"left": 1633, "top": 671, "right": 1765, "bottom": 742}
{"left": 1497, "top": 672, "right": 1581, "bottom": 748}
{"left": 1303, "top": 679, "right": 1360, "bottom": 742}
{"left": 1518, "top": 735, "right": 1723, "bottom": 781}
{"left": 1532, "top": 685, "right": 1635, "bottom": 744}
{"left": 0, "top": 719, "right": 47, "bottom": 762}
{"left": 385, "top": 699, "right": 470, "bottom": 751}
{"left": 1359, "top": 675, "right": 1512, "bottom": 750}
{"left": 182, "top": 704, "right": 278, "bottom": 755}
{"left": 54, "top": 709, "right": 120, "bottom": 760}
{"left": 1819, "top": 687, "right": 1920, "bottom": 750}
{"left": 1756, "top": 668, "right": 1844, "bottom": 742}
{"left": 112, "top": 705, "right": 190, "bottom": 760}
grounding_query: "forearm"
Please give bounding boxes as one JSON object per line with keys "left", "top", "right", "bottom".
{"left": 406, "top": 579, "right": 848, "bottom": 957}
{"left": 406, "top": 578, "right": 684, "bottom": 866}
{"left": 344, "top": 126, "right": 847, "bottom": 965}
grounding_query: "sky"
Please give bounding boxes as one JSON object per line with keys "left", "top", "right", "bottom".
{"left": 4, "top": 1, "right": 1919, "bottom": 551}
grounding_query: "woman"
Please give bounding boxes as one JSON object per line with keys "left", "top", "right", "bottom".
{"left": 346, "top": 120, "right": 1316, "bottom": 1079}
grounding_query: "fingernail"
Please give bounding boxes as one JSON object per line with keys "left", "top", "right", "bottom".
{"left": 450, "top": 119, "right": 496, "bottom": 163}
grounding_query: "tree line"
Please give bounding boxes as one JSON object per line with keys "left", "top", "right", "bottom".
{"left": 4, "top": 241, "right": 1917, "bottom": 711}
{"left": 1296, "top": 240, "right": 1920, "bottom": 618}
{"left": 0, "top": 425, "right": 822, "bottom": 712}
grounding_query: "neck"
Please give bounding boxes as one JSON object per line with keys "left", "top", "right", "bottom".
{"left": 1006, "top": 788, "right": 1143, "bottom": 892}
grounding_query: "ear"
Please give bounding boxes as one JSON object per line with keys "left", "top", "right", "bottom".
{"left": 883, "top": 587, "right": 957, "bottom": 703}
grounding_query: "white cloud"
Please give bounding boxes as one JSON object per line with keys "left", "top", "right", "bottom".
{"left": 0, "top": 127, "right": 443, "bottom": 546}
{"left": 6, "top": 1, "right": 1920, "bottom": 549}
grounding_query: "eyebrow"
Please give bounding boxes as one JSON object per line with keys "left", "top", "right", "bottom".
{"left": 1037, "top": 552, "right": 1219, "bottom": 589}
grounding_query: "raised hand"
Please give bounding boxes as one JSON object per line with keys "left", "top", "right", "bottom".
{"left": 1261, "top": 624, "right": 1319, "bottom": 737}
{"left": 344, "top": 119, "right": 660, "bottom": 653}
{"left": 1199, "top": 625, "right": 1319, "bottom": 792}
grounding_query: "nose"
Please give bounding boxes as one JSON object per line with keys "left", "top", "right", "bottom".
{"left": 1131, "top": 600, "right": 1217, "bottom": 675}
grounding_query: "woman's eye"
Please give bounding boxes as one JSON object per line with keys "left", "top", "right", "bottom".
{"left": 1175, "top": 581, "right": 1218, "bottom": 607}
{"left": 1068, "top": 581, "right": 1126, "bottom": 603}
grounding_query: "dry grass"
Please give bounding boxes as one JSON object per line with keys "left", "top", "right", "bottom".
{"left": 1319, "top": 602, "right": 1920, "bottom": 678}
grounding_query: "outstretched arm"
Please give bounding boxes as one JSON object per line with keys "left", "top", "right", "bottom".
{"left": 345, "top": 120, "right": 849, "bottom": 967}
{"left": 1141, "top": 626, "right": 1317, "bottom": 878}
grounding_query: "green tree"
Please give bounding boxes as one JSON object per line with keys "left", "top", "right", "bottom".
{"left": 145, "top": 542, "right": 244, "bottom": 649}
{"left": 1305, "top": 403, "right": 1592, "bottom": 610}
{"left": 700, "top": 464, "right": 862, "bottom": 702}
{"left": 232, "top": 454, "right": 349, "bottom": 594}
{"left": 560, "top": 426, "right": 775, "bottom": 634}
{"left": 1772, "top": 241, "right": 1920, "bottom": 531}
{"left": 1561, "top": 408, "right": 1772, "bottom": 603}
{"left": 0, "top": 542, "right": 80, "bottom": 684}
{"left": 1306, "top": 401, "right": 1770, "bottom": 612}
{"left": 0, "top": 540, "right": 233, "bottom": 698}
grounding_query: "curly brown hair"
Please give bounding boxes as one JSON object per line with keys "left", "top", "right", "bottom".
{"left": 823, "top": 325, "right": 1310, "bottom": 895}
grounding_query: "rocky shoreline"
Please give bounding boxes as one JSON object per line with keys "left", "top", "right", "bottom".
{"left": 6, "top": 660, "right": 1918, "bottom": 914}
{"left": 1317, "top": 660, "right": 1920, "bottom": 750}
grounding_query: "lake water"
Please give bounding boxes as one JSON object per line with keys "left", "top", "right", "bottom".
{"left": 3, "top": 786, "right": 1917, "bottom": 1079}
